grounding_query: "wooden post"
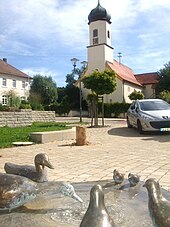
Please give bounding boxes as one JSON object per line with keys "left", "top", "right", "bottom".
{"left": 76, "top": 126, "right": 87, "bottom": 145}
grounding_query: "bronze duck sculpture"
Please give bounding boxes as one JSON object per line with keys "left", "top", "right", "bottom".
{"left": 0, "top": 173, "right": 38, "bottom": 212}
{"left": 143, "top": 178, "right": 170, "bottom": 227}
{"left": 113, "top": 169, "right": 125, "bottom": 184}
{"left": 0, "top": 173, "right": 82, "bottom": 212}
{"left": 4, "top": 153, "right": 54, "bottom": 183}
{"left": 79, "top": 184, "right": 115, "bottom": 227}
{"left": 128, "top": 173, "right": 140, "bottom": 187}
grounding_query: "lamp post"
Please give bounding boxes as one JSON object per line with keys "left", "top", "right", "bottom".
{"left": 80, "top": 61, "right": 87, "bottom": 122}
{"left": 70, "top": 58, "right": 87, "bottom": 123}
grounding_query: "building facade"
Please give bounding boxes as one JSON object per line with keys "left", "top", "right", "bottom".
{"left": 0, "top": 58, "right": 32, "bottom": 105}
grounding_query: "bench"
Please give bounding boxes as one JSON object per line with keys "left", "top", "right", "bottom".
{"left": 30, "top": 127, "right": 76, "bottom": 143}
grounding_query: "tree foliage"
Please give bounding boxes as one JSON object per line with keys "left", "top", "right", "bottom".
{"left": 128, "top": 90, "right": 144, "bottom": 100}
{"left": 82, "top": 70, "right": 117, "bottom": 95}
{"left": 58, "top": 66, "right": 85, "bottom": 110}
{"left": 156, "top": 61, "right": 170, "bottom": 93}
{"left": 159, "top": 90, "right": 170, "bottom": 103}
{"left": 29, "top": 74, "right": 58, "bottom": 108}
{"left": 82, "top": 70, "right": 117, "bottom": 126}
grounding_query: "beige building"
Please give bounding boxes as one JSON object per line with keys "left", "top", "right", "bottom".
{"left": 81, "top": 1, "right": 158, "bottom": 103}
{"left": 0, "top": 58, "right": 32, "bottom": 105}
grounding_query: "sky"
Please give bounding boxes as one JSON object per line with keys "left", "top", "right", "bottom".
{"left": 0, "top": 0, "right": 170, "bottom": 87}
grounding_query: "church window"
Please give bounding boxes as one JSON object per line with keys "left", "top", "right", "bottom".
{"left": 107, "top": 30, "right": 110, "bottom": 38}
{"left": 93, "top": 29, "right": 98, "bottom": 37}
{"left": 93, "top": 38, "right": 98, "bottom": 45}
{"left": 93, "top": 29, "right": 98, "bottom": 45}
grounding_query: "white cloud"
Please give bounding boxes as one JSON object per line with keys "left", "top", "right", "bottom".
{"left": 22, "top": 67, "right": 63, "bottom": 86}
{"left": 0, "top": 0, "right": 170, "bottom": 85}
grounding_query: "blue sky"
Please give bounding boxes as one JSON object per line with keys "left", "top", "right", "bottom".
{"left": 0, "top": 0, "right": 170, "bottom": 87}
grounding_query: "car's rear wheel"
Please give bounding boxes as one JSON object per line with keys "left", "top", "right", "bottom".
{"left": 127, "top": 117, "right": 132, "bottom": 128}
{"left": 137, "top": 120, "right": 143, "bottom": 134}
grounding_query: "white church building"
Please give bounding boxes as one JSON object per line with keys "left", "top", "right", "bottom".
{"left": 80, "top": 1, "right": 158, "bottom": 103}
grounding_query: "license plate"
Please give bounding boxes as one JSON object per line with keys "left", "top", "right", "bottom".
{"left": 160, "top": 128, "right": 170, "bottom": 131}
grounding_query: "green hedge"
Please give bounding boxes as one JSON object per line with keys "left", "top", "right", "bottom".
{"left": 98, "top": 102, "right": 130, "bottom": 118}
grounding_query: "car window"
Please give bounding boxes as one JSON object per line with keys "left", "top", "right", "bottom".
{"left": 139, "top": 101, "right": 170, "bottom": 111}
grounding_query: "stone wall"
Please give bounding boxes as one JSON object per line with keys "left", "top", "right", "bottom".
{"left": 0, "top": 110, "right": 55, "bottom": 127}
{"left": 32, "top": 111, "right": 55, "bottom": 123}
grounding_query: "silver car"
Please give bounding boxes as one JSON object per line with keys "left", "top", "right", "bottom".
{"left": 127, "top": 99, "right": 170, "bottom": 133}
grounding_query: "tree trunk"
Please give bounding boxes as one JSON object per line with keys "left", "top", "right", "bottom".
{"left": 76, "top": 126, "right": 87, "bottom": 145}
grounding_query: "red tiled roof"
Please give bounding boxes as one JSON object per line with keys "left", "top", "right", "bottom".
{"left": 0, "top": 59, "right": 31, "bottom": 79}
{"left": 107, "top": 60, "right": 142, "bottom": 86}
{"left": 135, "top": 72, "right": 159, "bottom": 85}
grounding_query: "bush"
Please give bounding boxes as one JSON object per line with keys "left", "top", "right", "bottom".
{"left": 98, "top": 102, "right": 130, "bottom": 118}
{"left": 159, "top": 90, "right": 170, "bottom": 103}
{"left": 128, "top": 90, "right": 144, "bottom": 100}
{"left": 19, "top": 100, "right": 32, "bottom": 109}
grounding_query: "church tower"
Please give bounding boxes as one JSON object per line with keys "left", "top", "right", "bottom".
{"left": 87, "top": 0, "right": 113, "bottom": 73}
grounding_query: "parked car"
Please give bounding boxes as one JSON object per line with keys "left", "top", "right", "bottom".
{"left": 126, "top": 99, "right": 170, "bottom": 134}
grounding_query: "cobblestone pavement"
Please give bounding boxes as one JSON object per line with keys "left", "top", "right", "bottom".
{"left": 0, "top": 117, "right": 170, "bottom": 191}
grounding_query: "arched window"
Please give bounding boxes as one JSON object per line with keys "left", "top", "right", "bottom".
{"left": 93, "top": 29, "right": 98, "bottom": 37}
{"left": 93, "top": 29, "right": 98, "bottom": 45}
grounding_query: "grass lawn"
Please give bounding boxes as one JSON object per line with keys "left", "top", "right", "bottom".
{"left": 0, "top": 122, "right": 72, "bottom": 149}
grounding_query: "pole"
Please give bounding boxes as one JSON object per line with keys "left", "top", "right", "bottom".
{"left": 79, "top": 78, "right": 82, "bottom": 122}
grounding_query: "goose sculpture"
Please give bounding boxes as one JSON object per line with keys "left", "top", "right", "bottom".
{"left": 143, "top": 178, "right": 170, "bottom": 227}
{"left": 80, "top": 184, "right": 115, "bottom": 227}
{"left": 0, "top": 173, "right": 83, "bottom": 212}
{"left": 4, "top": 153, "right": 54, "bottom": 183}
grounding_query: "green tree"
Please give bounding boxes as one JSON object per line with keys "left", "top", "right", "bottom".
{"left": 82, "top": 70, "right": 117, "bottom": 126}
{"left": 128, "top": 90, "right": 144, "bottom": 100}
{"left": 156, "top": 61, "right": 170, "bottom": 93}
{"left": 159, "top": 90, "right": 170, "bottom": 103}
{"left": 57, "top": 67, "right": 84, "bottom": 111}
{"left": 29, "top": 74, "right": 58, "bottom": 109}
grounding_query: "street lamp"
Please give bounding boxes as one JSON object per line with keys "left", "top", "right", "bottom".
{"left": 70, "top": 58, "right": 87, "bottom": 122}
{"left": 80, "top": 61, "right": 87, "bottom": 122}
{"left": 70, "top": 58, "right": 79, "bottom": 72}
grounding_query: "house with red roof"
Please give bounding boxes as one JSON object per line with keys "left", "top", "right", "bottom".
{"left": 81, "top": 1, "right": 159, "bottom": 103}
{"left": 135, "top": 72, "right": 159, "bottom": 99}
{"left": 0, "top": 58, "right": 32, "bottom": 105}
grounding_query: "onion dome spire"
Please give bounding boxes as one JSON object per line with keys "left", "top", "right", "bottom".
{"left": 88, "top": 1, "right": 111, "bottom": 24}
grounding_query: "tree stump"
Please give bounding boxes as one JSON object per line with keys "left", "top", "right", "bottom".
{"left": 76, "top": 126, "right": 87, "bottom": 146}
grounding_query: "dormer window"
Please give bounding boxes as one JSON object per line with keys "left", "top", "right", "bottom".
{"left": 93, "top": 29, "right": 98, "bottom": 45}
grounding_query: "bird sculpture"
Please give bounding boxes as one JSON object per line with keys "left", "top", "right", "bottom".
{"left": 113, "top": 169, "right": 125, "bottom": 184}
{"left": 4, "top": 153, "right": 54, "bottom": 182}
{"left": 143, "top": 178, "right": 170, "bottom": 227}
{"left": 0, "top": 173, "right": 83, "bottom": 212}
{"left": 128, "top": 173, "right": 140, "bottom": 187}
{"left": 79, "top": 184, "right": 115, "bottom": 227}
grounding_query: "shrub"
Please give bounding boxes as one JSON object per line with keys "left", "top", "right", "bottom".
{"left": 98, "top": 102, "right": 130, "bottom": 118}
